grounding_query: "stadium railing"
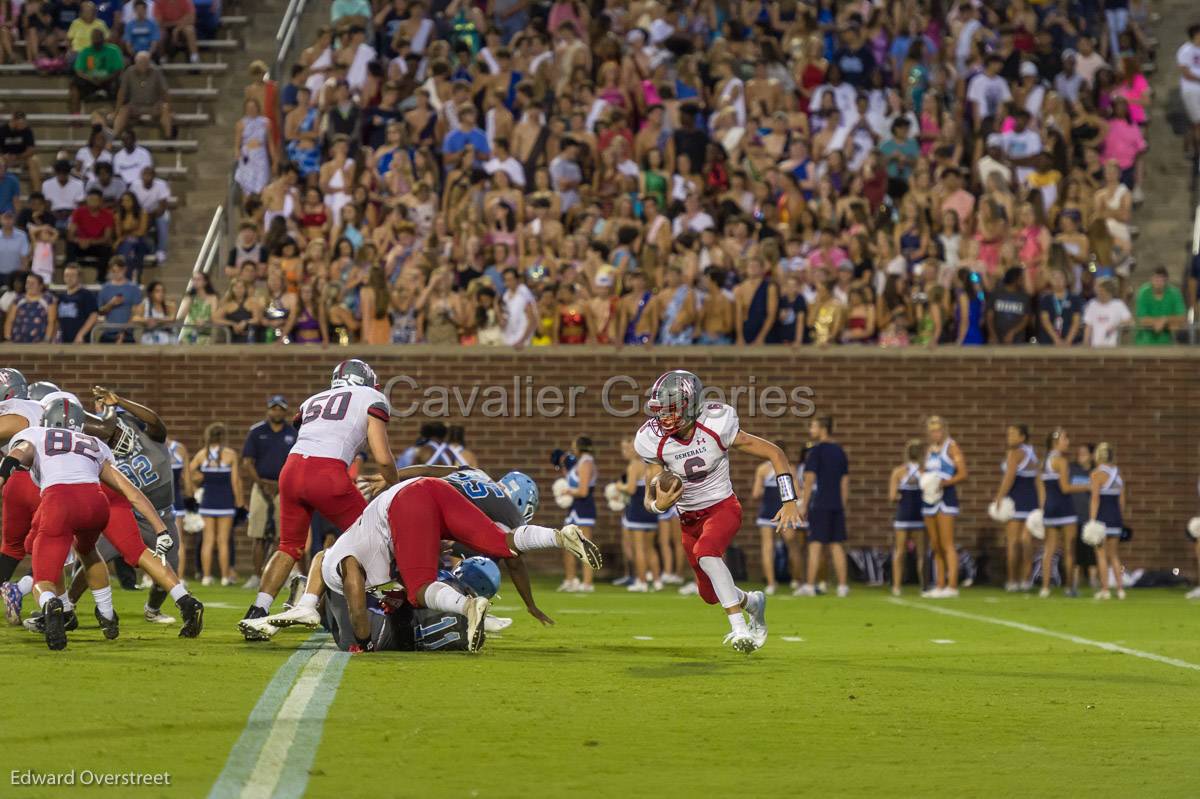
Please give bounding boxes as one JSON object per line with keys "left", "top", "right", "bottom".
{"left": 176, "top": 203, "right": 226, "bottom": 323}
{"left": 88, "top": 321, "right": 233, "bottom": 344}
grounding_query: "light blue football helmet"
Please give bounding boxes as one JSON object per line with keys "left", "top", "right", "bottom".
{"left": 453, "top": 557, "right": 502, "bottom": 599}
{"left": 499, "top": 471, "right": 539, "bottom": 522}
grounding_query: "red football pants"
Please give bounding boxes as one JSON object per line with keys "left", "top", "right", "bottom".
{"left": 679, "top": 494, "right": 743, "bottom": 605}
{"left": 388, "top": 478, "right": 513, "bottom": 604}
{"left": 100, "top": 483, "right": 150, "bottom": 567}
{"left": 31, "top": 484, "right": 110, "bottom": 584}
{"left": 278, "top": 454, "right": 366, "bottom": 561}
{"left": 1, "top": 470, "right": 41, "bottom": 560}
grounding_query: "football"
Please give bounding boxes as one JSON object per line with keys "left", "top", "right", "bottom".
{"left": 652, "top": 472, "right": 683, "bottom": 503}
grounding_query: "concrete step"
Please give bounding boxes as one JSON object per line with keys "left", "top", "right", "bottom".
{"left": 1, "top": 112, "right": 211, "bottom": 128}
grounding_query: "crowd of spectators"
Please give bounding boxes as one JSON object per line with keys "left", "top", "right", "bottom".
{"left": 199, "top": 0, "right": 1189, "bottom": 350}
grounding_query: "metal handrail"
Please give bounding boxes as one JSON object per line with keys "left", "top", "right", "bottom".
{"left": 276, "top": 0, "right": 303, "bottom": 41}
{"left": 1192, "top": 204, "right": 1199, "bottom": 256}
{"left": 89, "top": 321, "right": 233, "bottom": 344}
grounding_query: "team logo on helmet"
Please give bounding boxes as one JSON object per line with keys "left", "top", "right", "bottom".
{"left": 0, "top": 368, "right": 29, "bottom": 401}
{"left": 646, "top": 370, "right": 703, "bottom": 435}
{"left": 331, "top": 359, "right": 379, "bottom": 390}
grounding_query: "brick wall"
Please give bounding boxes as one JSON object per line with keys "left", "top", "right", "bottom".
{"left": 4, "top": 346, "right": 1198, "bottom": 581}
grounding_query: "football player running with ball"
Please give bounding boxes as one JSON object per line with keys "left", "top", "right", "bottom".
{"left": 635, "top": 370, "right": 804, "bottom": 653}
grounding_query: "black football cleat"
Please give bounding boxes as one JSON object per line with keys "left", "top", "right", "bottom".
{"left": 43, "top": 598, "right": 67, "bottom": 651}
{"left": 241, "top": 605, "right": 270, "bottom": 641}
{"left": 94, "top": 606, "right": 120, "bottom": 640}
{"left": 178, "top": 596, "right": 204, "bottom": 638}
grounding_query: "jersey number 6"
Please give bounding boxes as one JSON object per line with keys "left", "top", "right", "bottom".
{"left": 682, "top": 456, "right": 708, "bottom": 483}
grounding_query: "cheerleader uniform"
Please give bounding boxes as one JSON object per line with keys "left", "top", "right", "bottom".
{"left": 1041, "top": 452, "right": 1077, "bottom": 526}
{"left": 624, "top": 480, "right": 659, "bottom": 531}
{"left": 894, "top": 463, "right": 925, "bottom": 530}
{"left": 1003, "top": 444, "right": 1039, "bottom": 520}
{"left": 923, "top": 440, "right": 960, "bottom": 516}
{"left": 1095, "top": 464, "right": 1124, "bottom": 537}
{"left": 169, "top": 440, "right": 187, "bottom": 518}
{"left": 199, "top": 446, "right": 235, "bottom": 517}
{"left": 564, "top": 453, "right": 596, "bottom": 527}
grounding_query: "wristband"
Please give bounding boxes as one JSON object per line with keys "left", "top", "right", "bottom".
{"left": 0, "top": 456, "right": 21, "bottom": 479}
{"left": 648, "top": 498, "right": 664, "bottom": 514}
{"left": 777, "top": 473, "right": 797, "bottom": 503}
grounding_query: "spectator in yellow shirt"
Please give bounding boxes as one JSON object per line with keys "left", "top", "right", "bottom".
{"left": 67, "top": 2, "right": 111, "bottom": 55}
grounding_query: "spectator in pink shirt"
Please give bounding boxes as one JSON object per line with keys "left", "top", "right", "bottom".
{"left": 1100, "top": 98, "right": 1147, "bottom": 199}
{"left": 1113, "top": 59, "right": 1151, "bottom": 126}
{"left": 806, "top": 229, "right": 850, "bottom": 272}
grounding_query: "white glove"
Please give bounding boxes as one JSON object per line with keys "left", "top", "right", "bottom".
{"left": 154, "top": 531, "right": 172, "bottom": 564}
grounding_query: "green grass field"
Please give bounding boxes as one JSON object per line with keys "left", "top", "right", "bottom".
{"left": 2, "top": 581, "right": 1199, "bottom": 799}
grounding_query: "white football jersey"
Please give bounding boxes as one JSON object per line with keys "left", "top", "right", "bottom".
{"left": 10, "top": 426, "right": 113, "bottom": 489}
{"left": 634, "top": 402, "right": 740, "bottom": 512}
{"left": 289, "top": 385, "right": 390, "bottom": 466}
{"left": 0, "top": 399, "right": 46, "bottom": 454}
{"left": 322, "top": 477, "right": 419, "bottom": 596}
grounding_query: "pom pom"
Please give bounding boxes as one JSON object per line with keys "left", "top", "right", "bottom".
{"left": 988, "top": 497, "right": 1015, "bottom": 522}
{"left": 1187, "top": 517, "right": 1200, "bottom": 541}
{"left": 1081, "top": 519, "right": 1107, "bottom": 546}
{"left": 182, "top": 511, "right": 205, "bottom": 535}
{"left": 604, "top": 482, "right": 629, "bottom": 512}
{"left": 552, "top": 477, "right": 573, "bottom": 509}
{"left": 919, "top": 472, "right": 942, "bottom": 504}
{"left": 1025, "top": 509, "right": 1045, "bottom": 540}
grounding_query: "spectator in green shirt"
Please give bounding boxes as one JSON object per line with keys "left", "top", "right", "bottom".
{"left": 1134, "top": 266, "right": 1187, "bottom": 345}
{"left": 70, "top": 28, "right": 126, "bottom": 114}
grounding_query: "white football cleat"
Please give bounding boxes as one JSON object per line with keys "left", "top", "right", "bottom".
{"left": 268, "top": 604, "right": 322, "bottom": 628}
{"left": 792, "top": 584, "right": 816, "bottom": 597}
{"left": 744, "top": 592, "right": 767, "bottom": 646}
{"left": 1186, "top": 586, "right": 1200, "bottom": 600}
{"left": 238, "top": 616, "right": 280, "bottom": 639}
{"left": 678, "top": 581, "right": 698, "bottom": 596}
{"left": 556, "top": 525, "right": 603, "bottom": 569}
{"left": 464, "top": 596, "right": 491, "bottom": 652}
{"left": 144, "top": 607, "right": 176, "bottom": 624}
{"left": 723, "top": 630, "right": 760, "bottom": 654}
{"left": 484, "top": 616, "right": 512, "bottom": 632}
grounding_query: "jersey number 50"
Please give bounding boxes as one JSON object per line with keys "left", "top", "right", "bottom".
{"left": 303, "top": 391, "right": 351, "bottom": 423}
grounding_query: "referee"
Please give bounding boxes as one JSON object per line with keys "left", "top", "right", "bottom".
{"left": 241, "top": 395, "right": 297, "bottom": 590}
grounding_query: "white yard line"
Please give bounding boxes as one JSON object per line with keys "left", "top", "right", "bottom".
{"left": 891, "top": 599, "right": 1200, "bottom": 672}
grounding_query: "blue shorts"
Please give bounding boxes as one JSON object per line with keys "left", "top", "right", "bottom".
{"left": 564, "top": 508, "right": 595, "bottom": 528}
{"left": 807, "top": 508, "right": 846, "bottom": 543}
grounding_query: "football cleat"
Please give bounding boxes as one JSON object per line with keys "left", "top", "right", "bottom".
{"left": 744, "top": 591, "right": 768, "bottom": 647}
{"left": 627, "top": 580, "right": 648, "bottom": 593}
{"left": 267, "top": 604, "right": 322, "bottom": 629}
{"left": 1185, "top": 586, "right": 1200, "bottom": 600}
{"left": 464, "top": 596, "right": 491, "bottom": 652}
{"left": 94, "top": 607, "right": 120, "bottom": 640}
{"left": 556, "top": 525, "right": 603, "bottom": 569}
{"left": 283, "top": 573, "right": 306, "bottom": 610}
{"left": 2, "top": 581, "right": 23, "bottom": 625}
{"left": 23, "top": 608, "right": 79, "bottom": 633}
{"left": 723, "top": 630, "right": 759, "bottom": 654}
{"left": 178, "top": 596, "right": 204, "bottom": 638}
{"left": 484, "top": 616, "right": 513, "bottom": 633}
{"left": 240, "top": 605, "right": 273, "bottom": 641}
{"left": 555, "top": 578, "right": 580, "bottom": 593}
{"left": 793, "top": 584, "right": 816, "bottom": 597}
{"left": 43, "top": 597, "right": 67, "bottom": 651}
{"left": 144, "top": 606, "right": 177, "bottom": 624}
{"left": 678, "top": 581, "right": 699, "bottom": 596}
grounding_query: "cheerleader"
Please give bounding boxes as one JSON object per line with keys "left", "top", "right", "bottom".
{"left": 617, "top": 439, "right": 663, "bottom": 592}
{"left": 1088, "top": 442, "right": 1126, "bottom": 600}
{"left": 922, "top": 416, "right": 968, "bottom": 598}
{"left": 188, "top": 423, "right": 244, "bottom": 587}
{"left": 1190, "top": 471, "right": 1200, "bottom": 600}
{"left": 994, "top": 424, "right": 1038, "bottom": 592}
{"left": 1070, "top": 444, "right": 1099, "bottom": 592}
{"left": 750, "top": 441, "right": 804, "bottom": 596}
{"left": 889, "top": 440, "right": 926, "bottom": 596}
{"left": 559, "top": 435, "right": 597, "bottom": 593}
{"left": 447, "top": 425, "right": 479, "bottom": 468}
{"left": 1038, "top": 428, "right": 1087, "bottom": 597}
{"left": 168, "top": 438, "right": 194, "bottom": 579}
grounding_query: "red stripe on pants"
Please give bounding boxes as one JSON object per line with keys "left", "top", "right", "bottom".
{"left": 277, "top": 454, "right": 366, "bottom": 560}
{"left": 1, "top": 470, "right": 41, "bottom": 560}
{"left": 31, "top": 484, "right": 109, "bottom": 584}
{"left": 387, "top": 478, "right": 513, "bottom": 604}
{"left": 679, "top": 494, "right": 742, "bottom": 605}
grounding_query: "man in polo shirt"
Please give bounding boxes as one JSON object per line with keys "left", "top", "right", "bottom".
{"left": 1134, "top": 266, "right": 1187, "bottom": 345}
{"left": 0, "top": 112, "right": 44, "bottom": 194}
{"left": 67, "top": 188, "right": 115, "bottom": 265}
{"left": 115, "top": 51, "right": 174, "bottom": 138}
{"left": 56, "top": 263, "right": 100, "bottom": 343}
{"left": 241, "top": 396, "right": 298, "bottom": 590}
{"left": 70, "top": 28, "right": 125, "bottom": 113}
{"left": 797, "top": 416, "right": 851, "bottom": 597}
{"left": 41, "top": 160, "right": 87, "bottom": 228}
{"left": 0, "top": 210, "right": 30, "bottom": 288}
